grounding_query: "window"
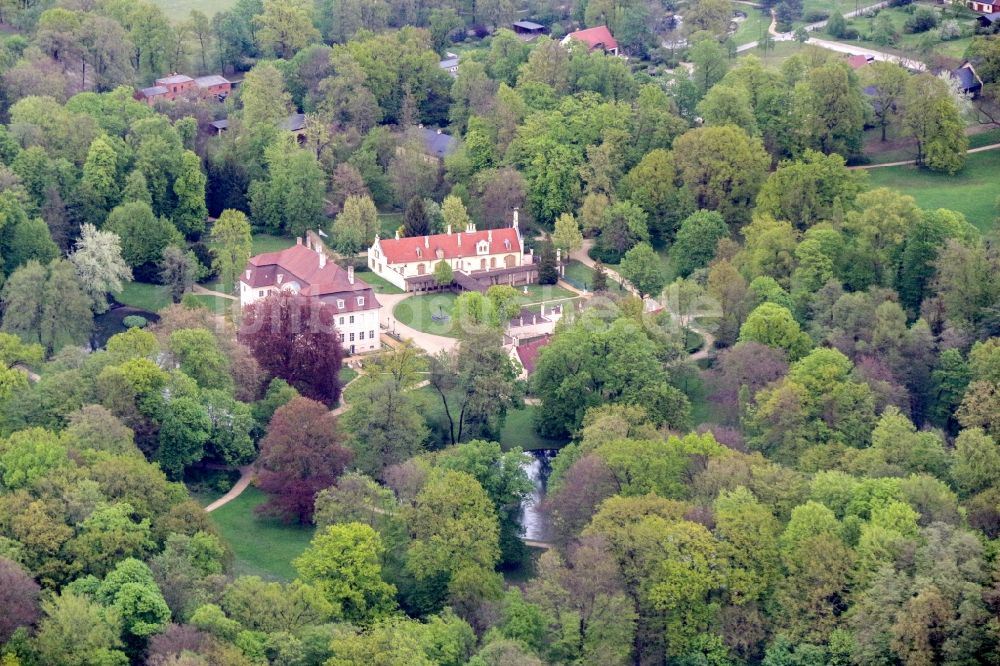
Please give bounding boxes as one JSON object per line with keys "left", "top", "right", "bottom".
{"left": 357, "top": 296, "right": 364, "bottom": 306}
{"left": 258, "top": 290, "right": 264, "bottom": 297}
{"left": 336, "top": 299, "right": 345, "bottom": 309}
{"left": 349, "top": 333, "right": 355, "bottom": 341}
{"left": 349, "top": 316, "right": 355, "bottom": 324}
{"left": 370, "top": 330, "right": 375, "bottom": 339}
{"left": 339, "top": 317, "right": 344, "bottom": 325}
{"left": 338, "top": 333, "right": 344, "bottom": 342}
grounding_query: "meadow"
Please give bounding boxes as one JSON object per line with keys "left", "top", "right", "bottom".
{"left": 153, "top": 0, "right": 236, "bottom": 21}
{"left": 208, "top": 487, "right": 314, "bottom": 581}
{"left": 864, "top": 148, "right": 1000, "bottom": 232}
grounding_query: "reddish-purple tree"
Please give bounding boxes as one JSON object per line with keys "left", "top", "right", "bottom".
{"left": 545, "top": 454, "right": 619, "bottom": 548}
{"left": 0, "top": 557, "right": 41, "bottom": 642}
{"left": 239, "top": 292, "right": 344, "bottom": 406}
{"left": 256, "top": 397, "right": 353, "bottom": 524}
{"left": 706, "top": 342, "right": 789, "bottom": 424}
{"left": 147, "top": 624, "right": 209, "bottom": 664}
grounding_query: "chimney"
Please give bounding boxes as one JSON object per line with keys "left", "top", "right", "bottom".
{"left": 395, "top": 229, "right": 400, "bottom": 240}
{"left": 447, "top": 224, "right": 452, "bottom": 235}
{"left": 488, "top": 229, "right": 492, "bottom": 242}
{"left": 458, "top": 234, "right": 462, "bottom": 247}
{"left": 347, "top": 265, "right": 355, "bottom": 284}
{"left": 318, "top": 251, "right": 326, "bottom": 268}
{"left": 512, "top": 208, "right": 519, "bottom": 229}
{"left": 296, "top": 237, "right": 303, "bottom": 245}
{"left": 424, "top": 236, "right": 429, "bottom": 248}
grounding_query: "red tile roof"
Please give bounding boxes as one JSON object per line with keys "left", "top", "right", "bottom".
{"left": 375, "top": 227, "right": 522, "bottom": 265}
{"left": 515, "top": 335, "right": 552, "bottom": 375}
{"left": 847, "top": 54, "right": 872, "bottom": 69}
{"left": 565, "top": 25, "right": 618, "bottom": 51}
{"left": 242, "top": 244, "right": 380, "bottom": 310}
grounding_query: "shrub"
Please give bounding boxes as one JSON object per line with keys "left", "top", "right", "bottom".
{"left": 122, "top": 315, "right": 148, "bottom": 329}
{"left": 904, "top": 7, "right": 939, "bottom": 33}
{"left": 940, "top": 19, "right": 961, "bottom": 40}
{"left": 802, "top": 10, "right": 829, "bottom": 22}
{"left": 827, "top": 13, "right": 849, "bottom": 38}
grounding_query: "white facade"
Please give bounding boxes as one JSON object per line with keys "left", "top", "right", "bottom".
{"left": 367, "top": 223, "right": 525, "bottom": 291}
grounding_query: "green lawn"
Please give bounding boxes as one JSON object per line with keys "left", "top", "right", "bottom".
{"left": 393, "top": 293, "right": 462, "bottom": 337}
{"left": 564, "top": 260, "right": 594, "bottom": 290}
{"left": 188, "top": 294, "right": 236, "bottom": 315}
{"left": 499, "top": 405, "right": 569, "bottom": 452}
{"left": 114, "top": 282, "right": 172, "bottom": 312}
{"left": 339, "top": 366, "right": 358, "bottom": 385}
{"left": 740, "top": 40, "right": 809, "bottom": 68}
{"left": 864, "top": 149, "right": 1000, "bottom": 232}
{"left": 393, "top": 285, "right": 580, "bottom": 337}
{"left": 863, "top": 126, "right": 1000, "bottom": 166}
{"left": 252, "top": 234, "right": 297, "bottom": 256}
{"left": 801, "top": 0, "right": 860, "bottom": 23}
{"left": 356, "top": 268, "right": 405, "bottom": 294}
{"left": 208, "top": 487, "right": 314, "bottom": 582}
{"left": 153, "top": 0, "right": 234, "bottom": 20}
{"left": 378, "top": 213, "right": 403, "bottom": 238}
{"left": 732, "top": 8, "right": 772, "bottom": 46}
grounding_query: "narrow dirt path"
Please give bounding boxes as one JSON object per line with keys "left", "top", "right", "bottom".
{"left": 192, "top": 284, "right": 237, "bottom": 300}
{"left": 204, "top": 465, "right": 254, "bottom": 513}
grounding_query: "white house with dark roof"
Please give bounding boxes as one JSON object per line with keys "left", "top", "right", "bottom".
{"left": 241, "top": 232, "right": 381, "bottom": 354}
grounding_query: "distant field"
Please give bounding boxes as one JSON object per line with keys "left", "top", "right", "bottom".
{"left": 865, "top": 149, "right": 1000, "bottom": 231}
{"left": 209, "top": 487, "right": 314, "bottom": 581}
{"left": 153, "top": 0, "right": 235, "bottom": 21}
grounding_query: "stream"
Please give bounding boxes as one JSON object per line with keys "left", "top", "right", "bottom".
{"left": 520, "top": 449, "right": 558, "bottom": 543}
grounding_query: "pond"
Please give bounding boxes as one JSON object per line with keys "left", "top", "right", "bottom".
{"left": 520, "top": 448, "right": 558, "bottom": 543}
{"left": 91, "top": 304, "right": 160, "bottom": 350}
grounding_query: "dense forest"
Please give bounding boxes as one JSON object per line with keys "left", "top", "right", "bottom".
{"left": 2, "top": 0, "right": 1000, "bottom": 665}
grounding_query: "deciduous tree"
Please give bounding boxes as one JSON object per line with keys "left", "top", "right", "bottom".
{"left": 209, "top": 210, "right": 252, "bottom": 295}
{"left": 239, "top": 292, "right": 345, "bottom": 405}
{"left": 294, "top": 523, "right": 397, "bottom": 622}
{"left": 256, "top": 396, "right": 353, "bottom": 523}
{"left": 69, "top": 224, "right": 132, "bottom": 313}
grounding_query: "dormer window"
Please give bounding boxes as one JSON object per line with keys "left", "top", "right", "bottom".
{"left": 356, "top": 296, "right": 365, "bottom": 306}
{"left": 477, "top": 241, "right": 489, "bottom": 255}
{"left": 277, "top": 273, "right": 284, "bottom": 284}
{"left": 504, "top": 239, "right": 511, "bottom": 250}
{"left": 336, "top": 299, "right": 345, "bottom": 309}
{"left": 245, "top": 269, "right": 251, "bottom": 279}
{"left": 416, "top": 248, "right": 422, "bottom": 258}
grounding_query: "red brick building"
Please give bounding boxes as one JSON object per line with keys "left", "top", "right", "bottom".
{"left": 137, "top": 73, "right": 232, "bottom": 106}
